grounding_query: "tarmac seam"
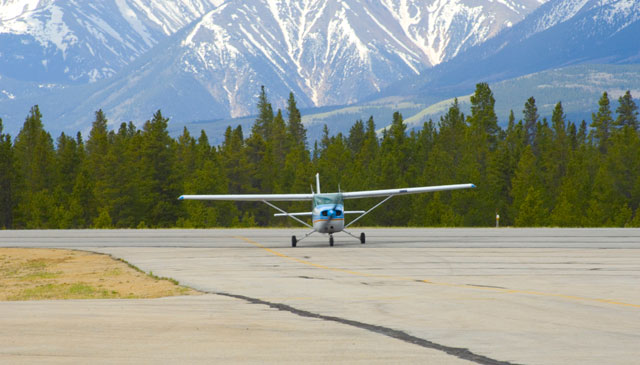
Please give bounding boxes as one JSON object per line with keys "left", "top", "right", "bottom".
{"left": 212, "top": 290, "right": 521, "bottom": 365}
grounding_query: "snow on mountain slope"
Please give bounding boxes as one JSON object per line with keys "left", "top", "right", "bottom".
{"left": 0, "top": 0, "right": 222, "bottom": 83}
{"left": 0, "top": 0, "right": 42, "bottom": 20}
{"left": 178, "top": 0, "right": 429, "bottom": 114}
{"left": 380, "top": 0, "right": 545, "bottom": 65}
{"left": 0, "top": 0, "right": 548, "bottom": 135}
{"left": 0, "top": 0, "right": 543, "bottom": 86}
{"left": 381, "top": 0, "right": 640, "bottom": 104}
{"left": 173, "top": 0, "right": 546, "bottom": 116}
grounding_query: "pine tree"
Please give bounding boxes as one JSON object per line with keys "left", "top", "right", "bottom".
{"left": 515, "top": 187, "right": 548, "bottom": 227}
{"left": 615, "top": 90, "right": 638, "bottom": 131}
{"left": 183, "top": 158, "right": 227, "bottom": 227}
{"left": 93, "top": 207, "right": 113, "bottom": 228}
{"left": 486, "top": 135, "right": 513, "bottom": 225}
{"left": 567, "top": 122, "right": 578, "bottom": 150}
{"left": 84, "top": 109, "right": 111, "bottom": 218}
{"left": 523, "top": 96, "right": 539, "bottom": 146}
{"left": 463, "top": 84, "right": 500, "bottom": 225}
{"left": 13, "top": 106, "right": 56, "bottom": 228}
{"left": 590, "top": 92, "right": 613, "bottom": 153}
{"left": 420, "top": 192, "right": 462, "bottom": 227}
{"left": 605, "top": 123, "right": 640, "bottom": 220}
{"left": 468, "top": 84, "right": 499, "bottom": 149}
{"left": 577, "top": 120, "right": 588, "bottom": 145}
{"left": 347, "top": 116, "right": 379, "bottom": 205}
{"left": 320, "top": 124, "right": 331, "bottom": 152}
{"left": 55, "top": 133, "right": 83, "bottom": 195}
{"left": 316, "top": 131, "right": 350, "bottom": 195}
{"left": 511, "top": 146, "right": 545, "bottom": 225}
{"left": 270, "top": 109, "right": 288, "bottom": 168}
{"left": 586, "top": 164, "right": 619, "bottom": 226}
{"left": 104, "top": 122, "right": 145, "bottom": 227}
{"left": 14, "top": 106, "right": 55, "bottom": 193}
{"left": 175, "top": 128, "right": 197, "bottom": 178}
{"left": 52, "top": 132, "right": 84, "bottom": 228}
{"left": 254, "top": 85, "right": 274, "bottom": 140}
{"left": 421, "top": 99, "right": 466, "bottom": 196}
{"left": 67, "top": 166, "right": 95, "bottom": 228}
{"left": 347, "top": 119, "right": 365, "bottom": 155}
{"left": 139, "top": 110, "right": 178, "bottom": 227}
{"left": 245, "top": 124, "right": 273, "bottom": 225}
{"left": 221, "top": 125, "right": 250, "bottom": 199}
{"left": 286, "top": 92, "right": 306, "bottom": 148}
{"left": 0, "top": 118, "right": 15, "bottom": 228}
{"left": 630, "top": 207, "right": 640, "bottom": 227}
{"left": 534, "top": 119, "right": 556, "bottom": 210}
{"left": 548, "top": 102, "right": 570, "bottom": 200}
{"left": 483, "top": 112, "right": 524, "bottom": 225}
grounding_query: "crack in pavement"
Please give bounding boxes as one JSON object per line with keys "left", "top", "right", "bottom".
{"left": 212, "top": 290, "right": 522, "bottom": 365}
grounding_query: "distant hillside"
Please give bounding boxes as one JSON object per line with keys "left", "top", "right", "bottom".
{"left": 380, "top": 0, "right": 640, "bottom": 103}
{"left": 400, "top": 64, "right": 640, "bottom": 130}
{"left": 174, "top": 64, "right": 640, "bottom": 144}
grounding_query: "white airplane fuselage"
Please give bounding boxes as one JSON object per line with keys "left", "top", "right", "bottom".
{"left": 312, "top": 203, "right": 345, "bottom": 233}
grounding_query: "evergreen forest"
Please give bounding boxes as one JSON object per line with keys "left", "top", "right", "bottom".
{"left": 1, "top": 84, "right": 639, "bottom": 229}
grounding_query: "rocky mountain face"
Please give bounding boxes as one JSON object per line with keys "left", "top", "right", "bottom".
{"left": 385, "top": 0, "right": 640, "bottom": 101}
{"left": 0, "top": 0, "right": 223, "bottom": 83}
{"left": 173, "top": 0, "right": 546, "bottom": 116}
{"left": 0, "top": 0, "right": 544, "bottom": 134}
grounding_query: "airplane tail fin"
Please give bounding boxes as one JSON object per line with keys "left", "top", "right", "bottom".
{"left": 316, "top": 173, "right": 321, "bottom": 194}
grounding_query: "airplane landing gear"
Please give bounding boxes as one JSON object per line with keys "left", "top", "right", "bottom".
{"left": 360, "top": 232, "right": 365, "bottom": 244}
{"left": 291, "top": 235, "right": 297, "bottom": 247}
{"left": 329, "top": 235, "right": 334, "bottom": 247}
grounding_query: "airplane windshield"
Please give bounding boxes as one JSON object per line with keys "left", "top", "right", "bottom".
{"left": 313, "top": 193, "right": 343, "bottom": 207}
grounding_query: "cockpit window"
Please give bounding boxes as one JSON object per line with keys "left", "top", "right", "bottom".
{"left": 313, "top": 193, "right": 344, "bottom": 207}
{"left": 335, "top": 210, "right": 342, "bottom": 216}
{"left": 321, "top": 210, "right": 328, "bottom": 217}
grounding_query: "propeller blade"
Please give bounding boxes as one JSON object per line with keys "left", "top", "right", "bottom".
{"left": 327, "top": 203, "right": 338, "bottom": 223}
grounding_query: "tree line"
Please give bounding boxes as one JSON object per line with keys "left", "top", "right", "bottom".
{"left": 0, "top": 84, "right": 639, "bottom": 229}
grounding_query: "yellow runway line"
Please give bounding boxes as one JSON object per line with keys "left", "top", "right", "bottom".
{"left": 235, "top": 235, "right": 640, "bottom": 310}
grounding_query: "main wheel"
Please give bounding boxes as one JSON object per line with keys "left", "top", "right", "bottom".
{"left": 329, "top": 236, "right": 334, "bottom": 247}
{"left": 360, "top": 232, "right": 366, "bottom": 244}
{"left": 291, "top": 235, "right": 297, "bottom": 247}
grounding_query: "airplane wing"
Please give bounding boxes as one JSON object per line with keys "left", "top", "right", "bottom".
{"left": 274, "top": 212, "right": 312, "bottom": 216}
{"left": 341, "top": 183, "right": 475, "bottom": 199}
{"left": 273, "top": 210, "right": 365, "bottom": 217}
{"left": 179, "top": 193, "right": 313, "bottom": 201}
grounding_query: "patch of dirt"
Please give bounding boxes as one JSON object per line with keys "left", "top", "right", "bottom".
{"left": 0, "top": 248, "right": 200, "bottom": 301}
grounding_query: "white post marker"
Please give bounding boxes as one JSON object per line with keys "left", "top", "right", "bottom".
{"left": 496, "top": 213, "right": 500, "bottom": 228}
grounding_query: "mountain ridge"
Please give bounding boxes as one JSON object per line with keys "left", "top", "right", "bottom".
{"left": 1, "top": 0, "right": 545, "bottom": 134}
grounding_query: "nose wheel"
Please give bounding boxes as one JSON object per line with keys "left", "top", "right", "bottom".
{"left": 329, "top": 235, "right": 334, "bottom": 247}
{"left": 291, "top": 235, "right": 297, "bottom": 247}
{"left": 360, "top": 232, "right": 365, "bottom": 244}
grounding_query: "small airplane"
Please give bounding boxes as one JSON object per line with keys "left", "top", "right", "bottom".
{"left": 179, "top": 174, "right": 475, "bottom": 247}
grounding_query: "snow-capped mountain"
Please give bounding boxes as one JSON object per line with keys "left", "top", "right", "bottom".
{"left": 174, "top": 0, "right": 547, "bottom": 115}
{"left": 0, "top": 0, "right": 550, "bottom": 135}
{"left": 0, "top": 0, "right": 222, "bottom": 83}
{"left": 385, "top": 0, "right": 640, "bottom": 100}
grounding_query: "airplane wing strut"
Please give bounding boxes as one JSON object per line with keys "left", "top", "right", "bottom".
{"left": 344, "top": 195, "right": 393, "bottom": 228}
{"left": 262, "top": 200, "right": 312, "bottom": 228}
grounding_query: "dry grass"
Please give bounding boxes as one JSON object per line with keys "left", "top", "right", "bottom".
{"left": 0, "top": 248, "right": 200, "bottom": 301}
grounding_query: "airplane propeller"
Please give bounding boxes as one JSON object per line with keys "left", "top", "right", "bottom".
{"left": 326, "top": 203, "right": 339, "bottom": 224}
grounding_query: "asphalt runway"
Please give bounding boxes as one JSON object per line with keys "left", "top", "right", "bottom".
{"left": 1, "top": 228, "right": 640, "bottom": 364}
